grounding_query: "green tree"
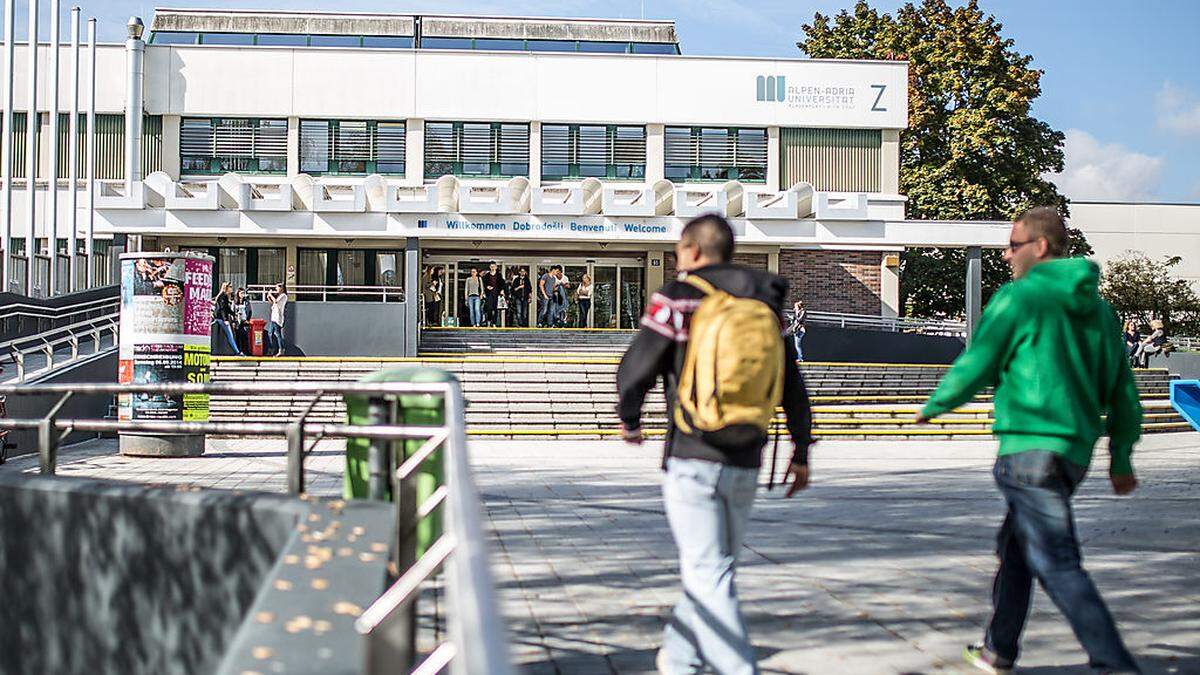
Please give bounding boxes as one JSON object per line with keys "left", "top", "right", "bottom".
{"left": 1100, "top": 253, "right": 1200, "bottom": 336}
{"left": 799, "top": 0, "right": 1091, "bottom": 317}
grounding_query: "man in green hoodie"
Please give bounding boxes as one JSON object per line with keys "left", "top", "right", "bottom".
{"left": 917, "top": 207, "right": 1142, "bottom": 674}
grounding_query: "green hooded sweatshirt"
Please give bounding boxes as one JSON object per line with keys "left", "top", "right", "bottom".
{"left": 920, "top": 257, "right": 1141, "bottom": 475}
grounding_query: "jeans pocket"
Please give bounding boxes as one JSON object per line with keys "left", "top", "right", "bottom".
{"left": 997, "top": 451, "right": 1059, "bottom": 488}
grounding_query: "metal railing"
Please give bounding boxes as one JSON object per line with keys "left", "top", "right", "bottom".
{"left": 1172, "top": 335, "right": 1200, "bottom": 353}
{"left": 0, "top": 311, "right": 119, "bottom": 383}
{"left": 797, "top": 310, "right": 967, "bottom": 336}
{"left": 247, "top": 284, "right": 406, "bottom": 303}
{"left": 0, "top": 379, "right": 510, "bottom": 675}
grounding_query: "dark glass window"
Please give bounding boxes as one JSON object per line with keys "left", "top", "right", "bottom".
{"left": 577, "top": 41, "right": 630, "bottom": 53}
{"left": 309, "top": 35, "right": 362, "bottom": 47}
{"left": 199, "top": 32, "right": 254, "bottom": 46}
{"left": 631, "top": 42, "right": 678, "bottom": 54}
{"left": 541, "top": 124, "right": 646, "bottom": 181}
{"left": 421, "top": 37, "right": 474, "bottom": 50}
{"left": 527, "top": 40, "right": 578, "bottom": 52}
{"left": 255, "top": 33, "right": 308, "bottom": 46}
{"left": 362, "top": 35, "right": 414, "bottom": 48}
{"left": 150, "top": 31, "right": 198, "bottom": 45}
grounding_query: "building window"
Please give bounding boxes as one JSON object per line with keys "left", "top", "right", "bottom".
{"left": 148, "top": 31, "right": 198, "bottom": 45}
{"left": 420, "top": 37, "right": 475, "bottom": 50}
{"left": 254, "top": 33, "right": 308, "bottom": 46}
{"left": 631, "top": 42, "right": 679, "bottom": 55}
{"left": 180, "top": 246, "right": 285, "bottom": 290}
{"left": 298, "top": 247, "right": 405, "bottom": 301}
{"left": 362, "top": 36, "right": 413, "bottom": 49}
{"left": 424, "top": 122, "right": 529, "bottom": 178}
{"left": 180, "top": 117, "right": 288, "bottom": 175}
{"left": 665, "top": 126, "right": 767, "bottom": 183}
{"left": 541, "top": 124, "right": 646, "bottom": 180}
{"left": 299, "top": 119, "right": 406, "bottom": 175}
{"left": 577, "top": 41, "right": 631, "bottom": 53}
{"left": 198, "top": 32, "right": 254, "bottom": 46}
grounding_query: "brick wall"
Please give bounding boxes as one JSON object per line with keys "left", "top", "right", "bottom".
{"left": 779, "top": 249, "right": 882, "bottom": 314}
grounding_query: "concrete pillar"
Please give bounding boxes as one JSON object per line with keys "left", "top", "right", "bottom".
{"left": 406, "top": 118, "right": 424, "bottom": 184}
{"left": 124, "top": 18, "right": 145, "bottom": 186}
{"left": 286, "top": 116, "right": 300, "bottom": 177}
{"left": 767, "top": 249, "right": 779, "bottom": 274}
{"left": 766, "top": 126, "right": 780, "bottom": 192}
{"left": 880, "top": 251, "right": 900, "bottom": 318}
{"left": 646, "top": 249, "right": 664, "bottom": 294}
{"left": 965, "top": 246, "right": 982, "bottom": 344}
{"left": 881, "top": 129, "right": 900, "bottom": 195}
{"left": 161, "top": 114, "right": 181, "bottom": 179}
{"left": 528, "top": 121, "right": 541, "bottom": 188}
{"left": 284, "top": 242, "right": 298, "bottom": 286}
{"left": 404, "top": 236, "right": 420, "bottom": 356}
{"left": 645, "top": 123, "right": 665, "bottom": 183}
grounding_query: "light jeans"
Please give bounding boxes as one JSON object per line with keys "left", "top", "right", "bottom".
{"left": 660, "top": 457, "right": 759, "bottom": 675}
{"left": 467, "top": 295, "right": 482, "bottom": 327}
{"left": 792, "top": 331, "right": 805, "bottom": 362}
{"left": 266, "top": 321, "right": 285, "bottom": 355}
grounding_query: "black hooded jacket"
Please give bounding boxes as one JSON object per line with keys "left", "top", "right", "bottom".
{"left": 616, "top": 262, "right": 814, "bottom": 468}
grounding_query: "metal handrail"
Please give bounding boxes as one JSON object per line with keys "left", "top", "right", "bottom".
{"left": 0, "top": 379, "right": 511, "bottom": 675}
{"left": 247, "top": 284, "right": 405, "bottom": 303}
{"left": 1, "top": 311, "right": 119, "bottom": 383}
{"left": 1172, "top": 335, "right": 1200, "bottom": 352}
{"left": 794, "top": 309, "right": 967, "bottom": 336}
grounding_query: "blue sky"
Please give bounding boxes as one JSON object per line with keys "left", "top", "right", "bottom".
{"left": 20, "top": 0, "right": 1200, "bottom": 203}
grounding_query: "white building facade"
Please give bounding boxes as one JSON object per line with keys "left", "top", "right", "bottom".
{"left": 3, "top": 8, "right": 1009, "bottom": 332}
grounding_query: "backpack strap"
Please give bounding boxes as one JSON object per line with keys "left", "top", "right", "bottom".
{"left": 682, "top": 274, "right": 718, "bottom": 297}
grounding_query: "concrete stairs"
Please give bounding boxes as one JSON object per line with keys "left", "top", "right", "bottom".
{"left": 209, "top": 356, "right": 1188, "bottom": 439}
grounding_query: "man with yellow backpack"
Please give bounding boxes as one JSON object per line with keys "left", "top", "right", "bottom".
{"left": 617, "top": 214, "right": 814, "bottom": 675}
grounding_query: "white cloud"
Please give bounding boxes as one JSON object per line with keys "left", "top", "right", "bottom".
{"left": 1046, "top": 129, "right": 1164, "bottom": 201}
{"left": 1156, "top": 82, "right": 1200, "bottom": 136}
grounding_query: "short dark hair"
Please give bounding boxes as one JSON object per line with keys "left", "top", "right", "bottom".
{"left": 680, "top": 214, "right": 735, "bottom": 263}
{"left": 1016, "top": 206, "right": 1069, "bottom": 257}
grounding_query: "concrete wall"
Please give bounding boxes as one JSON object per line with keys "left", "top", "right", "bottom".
{"left": 214, "top": 300, "right": 411, "bottom": 357}
{"left": 0, "top": 474, "right": 299, "bottom": 675}
{"left": 1070, "top": 202, "right": 1200, "bottom": 289}
{"left": 804, "top": 325, "right": 964, "bottom": 364}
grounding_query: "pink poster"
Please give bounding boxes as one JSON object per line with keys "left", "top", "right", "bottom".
{"left": 183, "top": 257, "right": 214, "bottom": 336}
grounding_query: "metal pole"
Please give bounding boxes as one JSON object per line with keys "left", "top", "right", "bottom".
{"left": 366, "top": 397, "right": 391, "bottom": 500}
{"left": 46, "top": 0, "right": 58, "bottom": 297}
{"left": 23, "top": 0, "right": 36, "bottom": 296}
{"left": 38, "top": 389, "right": 72, "bottom": 474}
{"left": 1, "top": 0, "right": 14, "bottom": 293}
{"left": 66, "top": 5, "right": 77, "bottom": 292}
{"left": 123, "top": 16, "right": 143, "bottom": 191}
{"left": 965, "top": 245, "right": 982, "bottom": 345}
{"left": 83, "top": 16, "right": 92, "bottom": 286}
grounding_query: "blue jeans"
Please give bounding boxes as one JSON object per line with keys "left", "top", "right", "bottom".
{"left": 215, "top": 320, "right": 242, "bottom": 356}
{"left": 467, "top": 295, "right": 482, "bottom": 327}
{"left": 537, "top": 297, "right": 556, "bottom": 327}
{"left": 660, "top": 458, "right": 759, "bottom": 675}
{"left": 266, "top": 321, "right": 285, "bottom": 355}
{"left": 986, "top": 452, "right": 1139, "bottom": 672}
{"left": 792, "top": 331, "right": 804, "bottom": 361}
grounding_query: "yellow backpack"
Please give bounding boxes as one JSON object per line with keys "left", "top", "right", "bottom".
{"left": 674, "top": 274, "right": 784, "bottom": 435}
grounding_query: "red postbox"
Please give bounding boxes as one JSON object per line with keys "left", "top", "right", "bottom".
{"left": 249, "top": 318, "right": 268, "bottom": 357}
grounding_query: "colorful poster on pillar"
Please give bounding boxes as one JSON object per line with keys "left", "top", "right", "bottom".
{"left": 118, "top": 252, "right": 214, "bottom": 422}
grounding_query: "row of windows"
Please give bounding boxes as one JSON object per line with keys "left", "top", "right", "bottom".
{"left": 1, "top": 112, "right": 164, "bottom": 180}
{"left": 179, "top": 246, "right": 403, "bottom": 298}
{"left": 148, "top": 31, "right": 680, "bottom": 54}
{"left": 180, "top": 118, "right": 768, "bottom": 183}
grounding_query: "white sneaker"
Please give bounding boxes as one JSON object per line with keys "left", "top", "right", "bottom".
{"left": 655, "top": 649, "right": 671, "bottom": 674}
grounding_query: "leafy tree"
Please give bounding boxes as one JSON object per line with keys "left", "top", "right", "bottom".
{"left": 799, "top": 0, "right": 1091, "bottom": 317}
{"left": 1100, "top": 253, "right": 1200, "bottom": 335}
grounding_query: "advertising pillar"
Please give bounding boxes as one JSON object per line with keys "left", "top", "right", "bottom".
{"left": 118, "top": 252, "right": 213, "bottom": 457}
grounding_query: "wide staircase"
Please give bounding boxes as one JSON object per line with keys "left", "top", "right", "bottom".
{"left": 209, "top": 330, "right": 1190, "bottom": 439}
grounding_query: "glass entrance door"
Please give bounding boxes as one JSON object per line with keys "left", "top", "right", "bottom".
{"left": 618, "top": 265, "right": 645, "bottom": 329}
{"left": 592, "top": 265, "right": 618, "bottom": 329}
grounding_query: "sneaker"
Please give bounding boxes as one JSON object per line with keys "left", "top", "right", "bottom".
{"left": 655, "top": 649, "right": 671, "bottom": 674}
{"left": 963, "top": 644, "right": 1013, "bottom": 674}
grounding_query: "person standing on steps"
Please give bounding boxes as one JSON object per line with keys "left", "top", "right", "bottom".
{"left": 509, "top": 268, "right": 531, "bottom": 327}
{"left": 576, "top": 273, "right": 594, "bottom": 328}
{"left": 787, "top": 299, "right": 807, "bottom": 362}
{"left": 265, "top": 283, "right": 288, "bottom": 357}
{"left": 617, "top": 214, "right": 814, "bottom": 675}
{"left": 482, "top": 261, "right": 506, "bottom": 327}
{"left": 212, "top": 282, "right": 244, "bottom": 356}
{"left": 917, "top": 206, "right": 1143, "bottom": 675}
{"left": 537, "top": 266, "right": 558, "bottom": 328}
{"left": 465, "top": 267, "right": 483, "bottom": 328}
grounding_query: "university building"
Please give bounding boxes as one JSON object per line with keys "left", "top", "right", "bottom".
{"left": 4, "top": 7, "right": 1008, "bottom": 350}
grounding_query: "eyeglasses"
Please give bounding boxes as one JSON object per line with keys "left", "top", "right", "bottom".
{"left": 1007, "top": 238, "right": 1039, "bottom": 252}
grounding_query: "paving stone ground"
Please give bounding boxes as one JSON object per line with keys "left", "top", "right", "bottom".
{"left": 3, "top": 433, "right": 1198, "bottom": 674}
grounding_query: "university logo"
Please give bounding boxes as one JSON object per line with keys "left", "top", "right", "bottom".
{"left": 417, "top": 219, "right": 428, "bottom": 229}
{"left": 755, "top": 75, "right": 786, "bottom": 102}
